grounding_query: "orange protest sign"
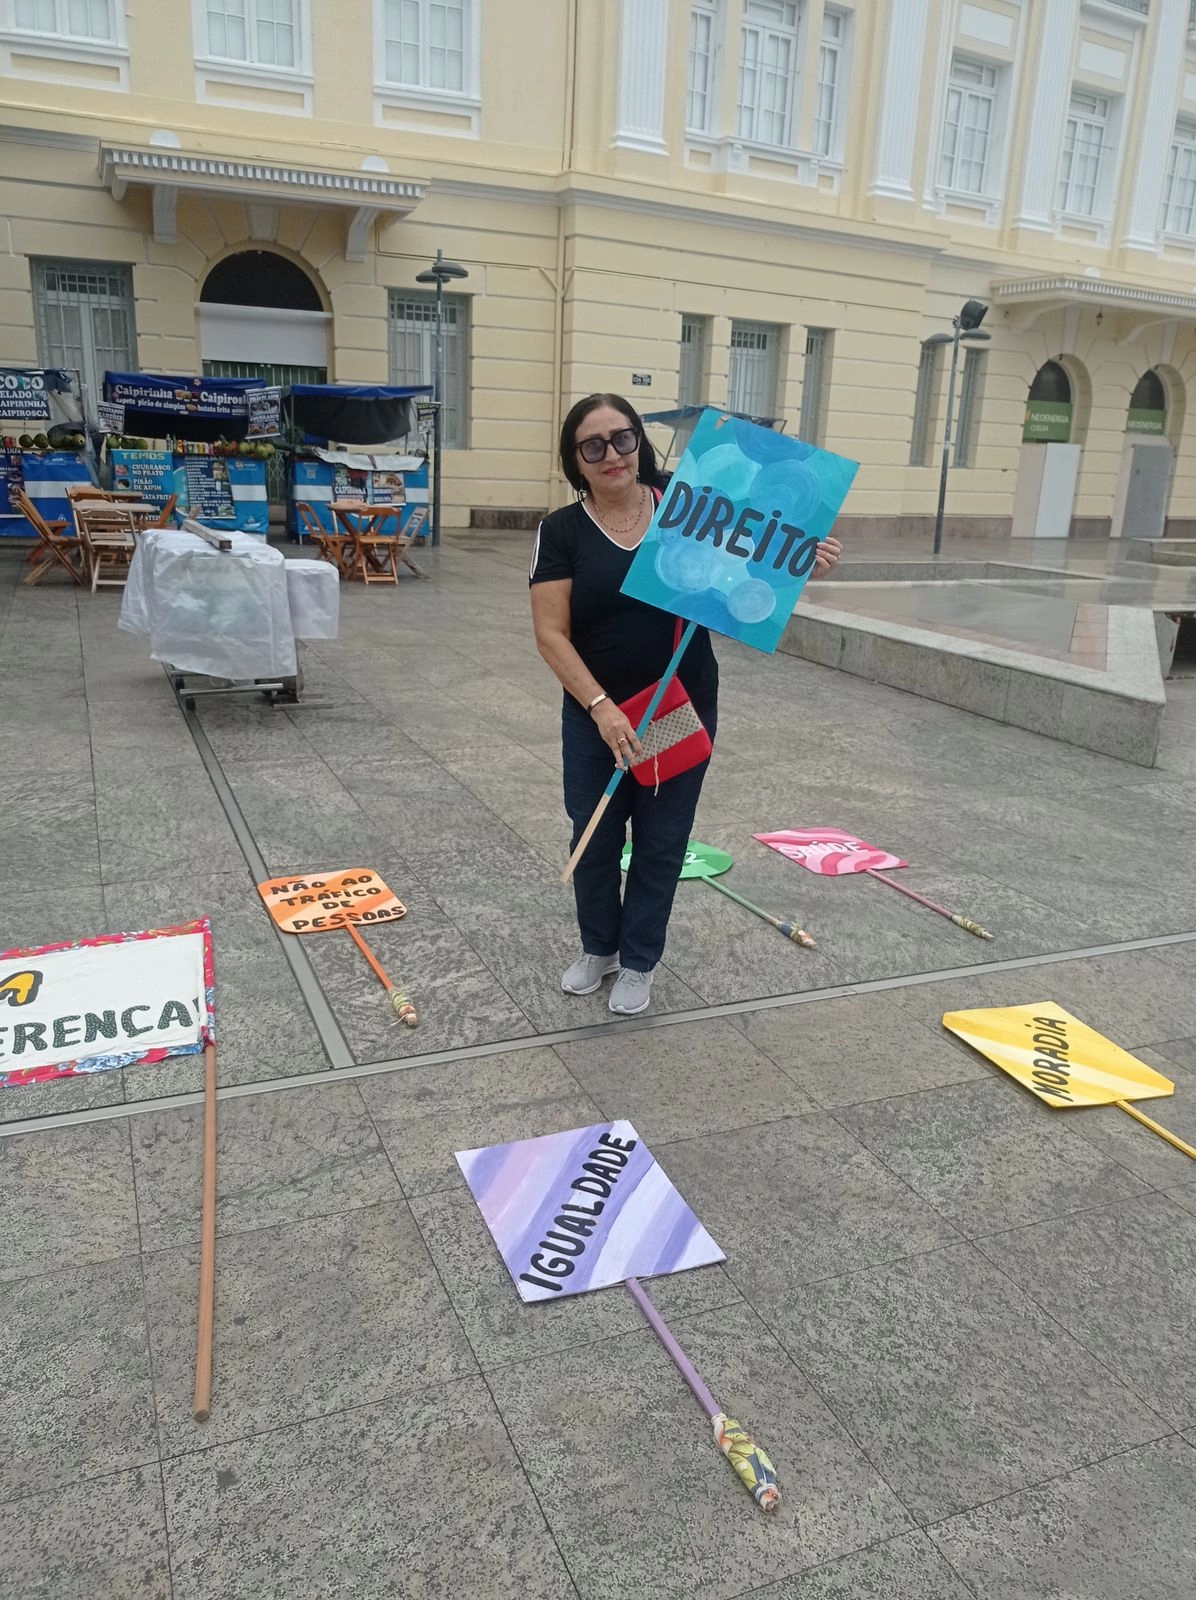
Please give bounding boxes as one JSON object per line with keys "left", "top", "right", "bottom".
{"left": 256, "top": 869, "right": 407, "bottom": 935}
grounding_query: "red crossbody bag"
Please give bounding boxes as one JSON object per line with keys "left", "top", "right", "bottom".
{"left": 618, "top": 614, "right": 712, "bottom": 788}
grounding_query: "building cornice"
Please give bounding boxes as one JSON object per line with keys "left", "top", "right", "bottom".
{"left": 98, "top": 143, "right": 426, "bottom": 260}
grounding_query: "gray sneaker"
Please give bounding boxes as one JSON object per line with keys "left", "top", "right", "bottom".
{"left": 561, "top": 952, "right": 620, "bottom": 995}
{"left": 609, "top": 967, "right": 653, "bottom": 1015}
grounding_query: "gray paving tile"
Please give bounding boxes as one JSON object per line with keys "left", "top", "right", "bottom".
{"left": 660, "top": 1113, "right": 959, "bottom": 1303}
{"left": 0, "top": 885, "right": 108, "bottom": 953}
{"left": 977, "top": 1193, "right": 1196, "bottom": 1428}
{"left": 0, "top": 831, "right": 102, "bottom": 891}
{"left": 409, "top": 1183, "right": 741, "bottom": 1371}
{"left": 195, "top": 701, "right": 318, "bottom": 763}
{"left": 887, "top": 953, "right": 1196, "bottom": 1046}
{"left": 837, "top": 1078, "right": 1150, "bottom": 1238}
{"left": 554, "top": 1018, "right": 818, "bottom": 1146}
{"left": 1066, "top": 1044, "right": 1196, "bottom": 1188}
{"left": 444, "top": 893, "right": 709, "bottom": 1032}
{"left": 356, "top": 1047, "right": 602, "bottom": 1197}
{"left": 301, "top": 907, "right": 534, "bottom": 1061}
{"left": 739, "top": 992, "right": 988, "bottom": 1108}
{"left": 931, "top": 1434, "right": 1196, "bottom": 1600}
{"left": 131, "top": 1082, "right": 400, "bottom": 1251}
{"left": 160, "top": 1380, "right": 577, "bottom": 1600}
{"left": 121, "top": 946, "right": 330, "bottom": 1102}
{"left": 771, "top": 1244, "right": 1166, "bottom": 1523}
{"left": 0, "top": 1464, "right": 170, "bottom": 1598}
{"left": 96, "top": 769, "right": 242, "bottom": 883}
{"left": 489, "top": 1301, "right": 913, "bottom": 1600}
{"left": 101, "top": 868, "right": 277, "bottom": 956}
{"left": 0, "top": 1064, "right": 124, "bottom": 1128}
{"left": 744, "top": 1531, "right": 973, "bottom": 1599}
{"left": 0, "top": 1119, "right": 138, "bottom": 1282}
{"left": 143, "top": 1201, "right": 477, "bottom": 1457}
{"left": 0, "top": 1256, "right": 158, "bottom": 1499}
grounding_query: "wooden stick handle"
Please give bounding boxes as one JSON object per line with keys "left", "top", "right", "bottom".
{"left": 193, "top": 1040, "right": 217, "bottom": 1422}
{"left": 1115, "top": 1100, "right": 1196, "bottom": 1160}
{"left": 561, "top": 791, "right": 613, "bottom": 884}
{"left": 345, "top": 921, "right": 390, "bottom": 987}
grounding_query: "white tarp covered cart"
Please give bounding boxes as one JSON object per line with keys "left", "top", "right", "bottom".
{"left": 119, "top": 522, "right": 338, "bottom": 705}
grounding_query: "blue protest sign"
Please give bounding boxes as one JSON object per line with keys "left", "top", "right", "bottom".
{"left": 620, "top": 409, "right": 858, "bottom": 654}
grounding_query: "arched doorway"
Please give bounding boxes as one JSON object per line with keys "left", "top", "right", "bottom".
{"left": 198, "top": 249, "right": 331, "bottom": 507}
{"left": 1012, "top": 359, "right": 1083, "bottom": 537}
{"left": 1023, "top": 360, "right": 1073, "bottom": 442}
{"left": 1113, "top": 367, "right": 1174, "bottom": 539}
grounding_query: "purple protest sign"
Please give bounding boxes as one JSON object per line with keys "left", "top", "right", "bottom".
{"left": 456, "top": 1120, "right": 724, "bottom": 1303}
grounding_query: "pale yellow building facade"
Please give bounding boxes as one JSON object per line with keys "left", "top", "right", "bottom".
{"left": 4, "top": 0, "right": 1196, "bottom": 536}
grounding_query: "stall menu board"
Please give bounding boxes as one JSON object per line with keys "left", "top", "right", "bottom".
{"left": 247, "top": 387, "right": 282, "bottom": 439}
{"left": 183, "top": 456, "right": 237, "bottom": 521}
{"left": 0, "top": 449, "right": 23, "bottom": 515}
{"left": 0, "top": 368, "right": 53, "bottom": 423}
{"left": 332, "top": 463, "right": 368, "bottom": 502}
{"left": 110, "top": 450, "right": 174, "bottom": 508}
{"left": 369, "top": 471, "right": 406, "bottom": 507}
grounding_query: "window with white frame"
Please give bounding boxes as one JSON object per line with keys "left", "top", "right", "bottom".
{"left": 204, "top": 0, "right": 299, "bottom": 69}
{"left": 1162, "top": 119, "right": 1196, "bottom": 235}
{"left": 33, "top": 260, "right": 136, "bottom": 407}
{"left": 737, "top": 0, "right": 798, "bottom": 147}
{"left": 388, "top": 291, "right": 469, "bottom": 448}
{"left": 12, "top": 0, "right": 116, "bottom": 40}
{"left": 678, "top": 316, "right": 709, "bottom": 407}
{"left": 909, "top": 340, "right": 942, "bottom": 466}
{"left": 728, "top": 320, "right": 781, "bottom": 418}
{"left": 687, "top": 0, "right": 721, "bottom": 134}
{"left": 939, "top": 55, "right": 998, "bottom": 195}
{"left": 954, "top": 347, "right": 985, "bottom": 468}
{"left": 798, "top": 327, "right": 831, "bottom": 445}
{"left": 381, "top": 0, "right": 468, "bottom": 93}
{"left": 814, "top": 9, "right": 847, "bottom": 159}
{"left": 1059, "top": 91, "right": 1111, "bottom": 217}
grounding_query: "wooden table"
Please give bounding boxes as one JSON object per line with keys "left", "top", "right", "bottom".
{"left": 329, "top": 501, "right": 428, "bottom": 584}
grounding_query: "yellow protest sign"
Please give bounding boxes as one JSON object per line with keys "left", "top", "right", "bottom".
{"left": 943, "top": 1002, "right": 1195, "bottom": 1161}
{"left": 943, "top": 1002, "right": 1173, "bottom": 1108}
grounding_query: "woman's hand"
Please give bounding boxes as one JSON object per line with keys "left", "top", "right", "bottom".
{"left": 812, "top": 536, "right": 842, "bottom": 579}
{"left": 591, "top": 700, "right": 644, "bottom": 769}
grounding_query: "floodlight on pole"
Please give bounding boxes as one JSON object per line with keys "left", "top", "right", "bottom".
{"left": 932, "top": 299, "right": 990, "bottom": 557}
{"left": 415, "top": 249, "right": 469, "bottom": 547}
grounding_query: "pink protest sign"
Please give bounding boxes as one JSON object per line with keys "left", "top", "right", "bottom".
{"left": 753, "top": 828, "right": 906, "bottom": 875}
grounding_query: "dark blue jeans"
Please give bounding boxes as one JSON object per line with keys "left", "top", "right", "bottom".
{"left": 562, "top": 695, "right": 717, "bottom": 973}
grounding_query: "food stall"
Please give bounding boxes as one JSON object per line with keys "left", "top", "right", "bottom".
{"left": 286, "top": 382, "right": 431, "bottom": 541}
{"left": 102, "top": 372, "right": 279, "bottom": 535}
{"left": 642, "top": 404, "right": 785, "bottom": 476}
{"left": 0, "top": 367, "right": 92, "bottom": 531}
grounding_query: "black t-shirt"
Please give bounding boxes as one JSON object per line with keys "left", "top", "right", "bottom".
{"left": 530, "top": 499, "right": 718, "bottom": 711}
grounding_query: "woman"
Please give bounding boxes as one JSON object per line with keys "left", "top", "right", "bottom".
{"left": 530, "top": 393, "right": 839, "bottom": 1016}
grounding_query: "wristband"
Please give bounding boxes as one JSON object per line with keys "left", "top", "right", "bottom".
{"left": 586, "top": 692, "right": 608, "bottom": 714}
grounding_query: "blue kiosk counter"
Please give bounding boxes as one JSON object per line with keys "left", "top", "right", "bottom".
{"left": 103, "top": 371, "right": 275, "bottom": 535}
{"left": 285, "top": 383, "right": 431, "bottom": 540}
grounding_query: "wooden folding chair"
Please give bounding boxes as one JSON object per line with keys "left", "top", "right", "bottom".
{"left": 74, "top": 502, "right": 136, "bottom": 591}
{"left": 15, "top": 490, "right": 84, "bottom": 587}
{"left": 296, "top": 501, "right": 351, "bottom": 577}
{"left": 351, "top": 527, "right": 401, "bottom": 585}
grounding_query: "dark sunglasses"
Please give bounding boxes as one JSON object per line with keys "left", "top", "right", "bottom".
{"left": 576, "top": 427, "right": 639, "bottom": 464}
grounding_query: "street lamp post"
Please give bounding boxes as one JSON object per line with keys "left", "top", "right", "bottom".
{"left": 415, "top": 248, "right": 468, "bottom": 547}
{"left": 929, "top": 298, "right": 989, "bottom": 557}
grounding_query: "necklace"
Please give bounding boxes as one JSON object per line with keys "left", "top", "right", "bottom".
{"left": 590, "top": 483, "right": 646, "bottom": 539}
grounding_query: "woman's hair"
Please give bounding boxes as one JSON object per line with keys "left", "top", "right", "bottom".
{"left": 558, "top": 392, "right": 659, "bottom": 494}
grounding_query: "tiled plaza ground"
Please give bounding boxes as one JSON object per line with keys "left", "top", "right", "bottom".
{"left": 1, "top": 532, "right": 1194, "bottom": 1598}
